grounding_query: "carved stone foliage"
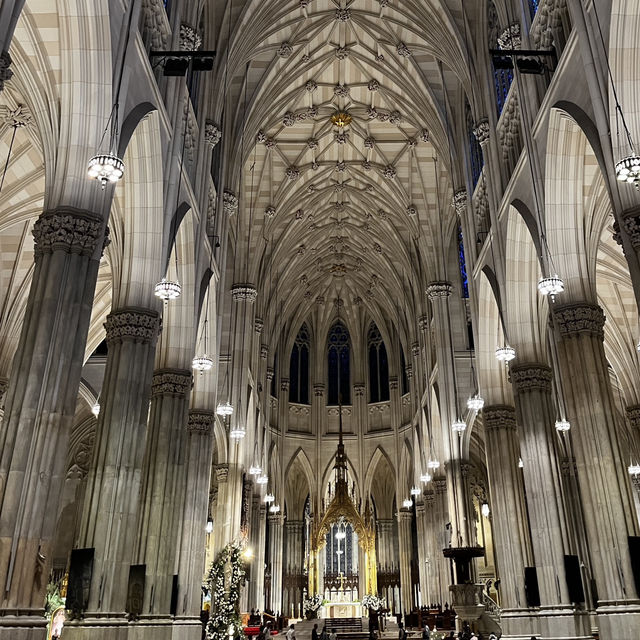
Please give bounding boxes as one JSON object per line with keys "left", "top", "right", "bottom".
{"left": 215, "top": 463, "right": 229, "bottom": 483}
{"left": 510, "top": 363, "right": 552, "bottom": 393}
{"left": 33, "top": 209, "right": 104, "bottom": 258}
{"left": 553, "top": 303, "right": 605, "bottom": 340}
{"left": 104, "top": 308, "right": 161, "bottom": 345}
{"left": 0, "top": 52, "right": 14, "bottom": 91}
{"left": 180, "top": 24, "right": 202, "bottom": 51}
{"left": 626, "top": 405, "right": 640, "bottom": 431}
{"left": 67, "top": 431, "right": 95, "bottom": 480}
{"left": 483, "top": 405, "right": 517, "bottom": 430}
{"left": 426, "top": 281, "right": 452, "bottom": 299}
{"left": 151, "top": 369, "right": 192, "bottom": 397}
{"left": 204, "top": 121, "right": 222, "bottom": 148}
{"left": 619, "top": 208, "right": 640, "bottom": 249}
{"left": 473, "top": 120, "right": 490, "bottom": 145}
{"left": 231, "top": 283, "right": 258, "bottom": 302}
{"left": 187, "top": 410, "right": 215, "bottom": 434}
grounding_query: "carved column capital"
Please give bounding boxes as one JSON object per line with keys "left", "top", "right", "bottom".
{"left": 453, "top": 189, "right": 468, "bottom": 215}
{"left": 204, "top": 120, "right": 222, "bottom": 148}
{"left": 0, "top": 377, "right": 8, "bottom": 405}
{"left": 560, "top": 456, "right": 577, "bottom": 477}
{"left": 266, "top": 367, "right": 274, "bottom": 381}
{"left": 151, "top": 368, "right": 192, "bottom": 397}
{"left": 626, "top": 405, "right": 640, "bottom": 430}
{"left": 553, "top": 303, "right": 605, "bottom": 340}
{"left": 0, "top": 52, "right": 13, "bottom": 91}
{"left": 473, "top": 119, "right": 490, "bottom": 146}
{"left": 415, "top": 501, "right": 425, "bottom": 515}
{"left": 510, "top": 363, "right": 552, "bottom": 393}
{"left": 423, "top": 489, "right": 435, "bottom": 505}
{"left": 619, "top": 207, "right": 640, "bottom": 249}
{"left": 179, "top": 23, "right": 202, "bottom": 51}
{"left": 268, "top": 512, "right": 284, "bottom": 525}
{"left": 411, "top": 342, "right": 420, "bottom": 357}
{"left": 260, "top": 344, "right": 269, "bottom": 359}
{"left": 398, "top": 509, "right": 413, "bottom": 521}
{"left": 426, "top": 281, "right": 452, "bottom": 299}
{"left": 187, "top": 409, "right": 215, "bottom": 434}
{"left": 389, "top": 376, "right": 399, "bottom": 390}
{"left": 105, "top": 307, "right": 161, "bottom": 345}
{"left": 254, "top": 317, "right": 264, "bottom": 334}
{"left": 313, "top": 383, "right": 325, "bottom": 397}
{"left": 33, "top": 208, "right": 104, "bottom": 258}
{"left": 353, "top": 382, "right": 365, "bottom": 397}
{"left": 434, "top": 477, "right": 447, "bottom": 494}
{"left": 280, "top": 378, "right": 290, "bottom": 392}
{"left": 418, "top": 315, "right": 429, "bottom": 331}
{"left": 483, "top": 405, "right": 517, "bottom": 430}
{"left": 215, "top": 463, "right": 229, "bottom": 483}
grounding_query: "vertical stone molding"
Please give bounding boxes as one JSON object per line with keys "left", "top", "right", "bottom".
{"left": 482, "top": 404, "right": 532, "bottom": 634}
{"left": 398, "top": 509, "right": 414, "bottom": 613}
{"left": 0, "top": 206, "right": 106, "bottom": 624}
{"left": 134, "top": 368, "right": 192, "bottom": 619}
{"left": 552, "top": 303, "right": 640, "bottom": 626}
{"left": 67, "top": 307, "right": 160, "bottom": 630}
{"left": 268, "top": 513, "right": 284, "bottom": 612}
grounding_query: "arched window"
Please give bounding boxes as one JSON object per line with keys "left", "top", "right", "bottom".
{"left": 367, "top": 323, "right": 389, "bottom": 403}
{"left": 400, "top": 347, "right": 409, "bottom": 395}
{"left": 289, "top": 323, "right": 310, "bottom": 404}
{"left": 327, "top": 321, "right": 351, "bottom": 405}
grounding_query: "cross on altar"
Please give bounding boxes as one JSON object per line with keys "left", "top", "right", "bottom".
{"left": 338, "top": 572, "right": 346, "bottom": 591}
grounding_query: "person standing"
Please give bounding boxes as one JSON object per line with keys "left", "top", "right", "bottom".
{"left": 312, "top": 623, "right": 319, "bottom": 640}
{"left": 422, "top": 624, "right": 431, "bottom": 640}
{"left": 329, "top": 627, "right": 338, "bottom": 640}
{"left": 286, "top": 624, "right": 296, "bottom": 640}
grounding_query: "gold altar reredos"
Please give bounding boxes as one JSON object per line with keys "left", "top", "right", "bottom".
{"left": 307, "top": 407, "right": 377, "bottom": 597}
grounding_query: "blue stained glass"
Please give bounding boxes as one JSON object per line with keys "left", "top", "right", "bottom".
{"left": 494, "top": 67, "right": 513, "bottom": 116}
{"left": 458, "top": 225, "right": 469, "bottom": 299}
{"left": 469, "top": 127, "right": 483, "bottom": 188}
{"left": 528, "top": 0, "right": 539, "bottom": 19}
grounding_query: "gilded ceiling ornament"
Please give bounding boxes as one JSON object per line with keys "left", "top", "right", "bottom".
{"left": 283, "top": 112, "right": 296, "bottom": 126}
{"left": 354, "top": 296, "right": 363, "bottom": 306}
{"left": 0, "top": 104, "right": 31, "bottom": 128}
{"left": 312, "top": 161, "right": 319, "bottom": 170}
{"left": 265, "top": 138, "right": 276, "bottom": 149}
{"left": 301, "top": 53, "right": 311, "bottom": 63}
{"left": 367, "top": 107, "right": 378, "bottom": 119}
{"left": 362, "top": 161, "right": 372, "bottom": 171}
{"left": 407, "top": 138, "right": 417, "bottom": 148}
{"left": 420, "top": 128, "right": 430, "bottom": 142}
{"left": 256, "top": 130, "right": 267, "bottom": 143}
{"left": 366, "top": 184, "right": 374, "bottom": 193}
{"left": 335, "top": 161, "right": 347, "bottom": 172}
{"left": 315, "top": 296, "right": 325, "bottom": 305}
{"left": 334, "top": 183, "right": 346, "bottom": 192}
{"left": 389, "top": 110, "right": 402, "bottom": 124}
{"left": 375, "top": 53, "right": 385, "bottom": 62}
{"left": 331, "top": 111, "right": 352, "bottom": 127}
{"left": 304, "top": 291, "right": 313, "bottom": 300}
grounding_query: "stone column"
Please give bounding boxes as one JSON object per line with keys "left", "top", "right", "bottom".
{"left": 173, "top": 409, "right": 216, "bottom": 640}
{"left": 482, "top": 405, "right": 535, "bottom": 638}
{"left": 415, "top": 502, "right": 428, "bottom": 606}
{"left": 427, "top": 282, "right": 474, "bottom": 553}
{"left": 62, "top": 308, "right": 160, "bottom": 639}
{"left": 134, "top": 368, "right": 192, "bottom": 621}
{"left": 0, "top": 208, "right": 106, "bottom": 637}
{"left": 268, "top": 513, "right": 284, "bottom": 614}
{"left": 432, "top": 478, "right": 451, "bottom": 605}
{"left": 398, "top": 509, "right": 413, "bottom": 614}
{"left": 510, "top": 363, "right": 591, "bottom": 639}
{"left": 254, "top": 504, "right": 267, "bottom": 611}
{"left": 626, "top": 407, "right": 640, "bottom": 525}
{"left": 553, "top": 304, "right": 640, "bottom": 637}
{"left": 212, "top": 464, "right": 230, "bottom": 558}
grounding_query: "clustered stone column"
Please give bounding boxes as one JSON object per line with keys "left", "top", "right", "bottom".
{"left": 398, "top": 508, "right": 413, "bottom": 613}
{"left": 284, "top": 520, "right": 304, "bottom": 617}
{"left": 173, "top": 409, "right": 216, "bottom": 638}
{"left": 134, "top": 368, "right": 192, "bottom": 622}
{"left": 553, "top": 304, "right": 640, "bottom": 638}
{"left": 64, "top": 308, "right": 160, "bottom": 639}
{"left": 510, "top": 362, "right": 590, "bottom": 639}
{"left": 0, "top": 208, "right": 106, "bottom": 636}
{"left": 268, "top": 512, "right": 284, "bottom": 614}
{"left": 482, "top": 405, "right": 534, "bottom": 637}
{"left": 415, "top": 502, "right": 429, "bottom": 606}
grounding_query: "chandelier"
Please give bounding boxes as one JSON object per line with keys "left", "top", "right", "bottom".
{"left": 467, "top": 394, "right": 485, "bottom": 411}
{"left": 229, "top": 424, "right": 246, "bottom": 440}
{"left": 616, "top": 154, "right": 640, "bottom": 189}
{"left": 154, "top": 277, "right": 181, "bottom": 301}
{"left": 410, "top": 486, "right": 421, "bottom": 496}
{"left": 427, "top": 459, "right": 440, "bottom": 470}
{"left": 91, "top": 402, "right": 101, "bottom": 417}
{"left": 249, "top": 465, "right": 262, "bottom": 476}
{"left": 87, "top": 153, "right": 125, "bottom": 187}
{"left": 257, "top": 474, "right": 269, "bottom": 485}
{"left": 192, "top": 355, "right": 214, "bottom": 372}
{"left": 420, "top": 472, "right": 432, "bottom": 483}
{"left": 628, "top": 463, "right": 640, "bottom": 476}
{"left": 402, "top": 498, "right": 413, "bottom": 508}
{"left": 537, "top": 275, "right": 564, "bottom": 299}
{"left": 216, "top": 401, "right": 234, "bottom": 416}
{"left": 518, "top": 458, "right": 524, "bottom": 468}
{"left": 269, "top": 503, "right": 281, "bottom": 513}
{"left": 452, "top": 420, "right": 467, "bottom": 433}
{"left": 495, "top": 345, "right": 516, "bottom": 362}
{"left": 555, "top": 419, "right": 571, "bottom": 433}
{"left": 264, "top": 493, "right": 275, "bottom": 503}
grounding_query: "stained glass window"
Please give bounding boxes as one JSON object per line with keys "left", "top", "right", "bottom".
{"left": 367, "top": 323, "right": 389, "bottom": 402}
{"left": 328, "top": 321, "right": 351, "bottom": 405}
{"left": 289, "top": 323, "right": 310, "bottom": 404}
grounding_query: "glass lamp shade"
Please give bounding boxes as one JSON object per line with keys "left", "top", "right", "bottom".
{"left": 452, "top": 420, "right": 467, "bottom": 433}
{"left": 402, "top": 498, "right": 413, "bottom": 509}
{"left": 192, "top": 355, "right": 214, "bottom": 372}
{"left": 427, "top": 459, "right": 440, "bottom": 470}
{"left": 537, "top": 275, "right": 564, "bottom": 297}
{"left": 410, "top": 486, "right": 421, "bottom": 496}
{"left": 249, "top": 465, "right": 262, "bottom": 476}
{"left": 269, "top": 504, "right": 281, "bottom": 513}
{"left": 555, "top": 419, "right": 571, "bottom": 433}
{"left": 216, "top": 401, "right": 234, "bottom": 416}
{"left": 467, "top": 395, "right": 485, "bottom": 411}
{"left": 420, "top": 473, "right": 432, "bottom": 483}
{"left": 495, "top": 346, "right": 516, "bottom": 362}
{"left": 154, "top": 278, "right": 181, "bottom": 301}
{"left": 205, "top": 517, "right": 214, "bottom": 534}
{"left": 628, "top": 463, "right": 640, "bottom": 476}
{"left": 229, "top": 426, "right": 246, "bottom": 440}
{"left": 257, "top": 474, "right": 268, "bottom": 485}
{"left": 264, "top": 493, "right": 275, "bottom": 503}
{"left": 91, "top": 402, "right": 101, "bottom": 417}
{"left": 87, "top": 153, "right": 124, "bottom": 186}
{"left": 615, "top": 154, "right": 640, "bottom": 186}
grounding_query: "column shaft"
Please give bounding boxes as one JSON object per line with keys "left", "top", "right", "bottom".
{"left": 268, "top": 513, "right": 284, "bottom": 613}
{"left": 398, "top": 509, "right": 413, "bottom": 614}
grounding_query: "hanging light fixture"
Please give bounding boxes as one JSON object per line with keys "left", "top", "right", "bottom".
{"left": 91, "top": 402, "right": 101, "bottom": 417}
{"left": 205, "top": 515, "right": 214, "bottom": 534}
{"left": 192, "top": 355, "right": 214, "bottom": 372}
{"left": 518, "top": 457, "right": 524, "bottom": 468}
{"left": 269, "top": 503, "right": 281, "bottom": 513}
{"left": 264, "top": 493, "right": 275, "bottom": 503}
{"left": 537, "top": 275, "right": 564, "bottom": 300}
{"left": 467, "top": 394, "right": 485, "bottom": 411}
{"left": 628, "top": 463, "right": 640, "bottom": 476}
{"left": 87, "top": 153, "right": 125, "bottom": 187}
{"left": 154, "top": 277, "right": 182, "bottom": 301}
{"left": 216, "top": 401, "right": 234, "bottom": 416}
{"left": 616, "top": 155, "right": 640, "bottom": 188}
{"left": 427, "top": 459, "right": 440, "bottom": 470}
{"left": 452, "top": 419, "right": 467, "bottom": 433}
{"left": 229, "top": 423, "right": 246, "bottom": 440}
{"left": 410, "top": 486, "right": 421, "bottom": 496}
{"left": 193, "top": 287, "right": 214, "bottom": 372}
{"left": 495, "top": 345, "right": 516, "bottom": 362}
{"left": 420, "top": 472, "right": 432, "bottom": 483}
{"left": 257, "top": 473, "right": 268, "bottom": 485}
{"left": 249, "top": 464, "right": 262, "bottom": 476}
{"left": 481, "top": 502, "right": 490, "bottom": 518}
{"left": 402, "top": 498, "right": 413, "bottom": 508}
{"left": 555, "top": 418, "right": 571, "bottom": 433}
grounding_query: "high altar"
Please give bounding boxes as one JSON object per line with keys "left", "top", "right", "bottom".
{"left": 307, "top": 408, "right": 377, "bottom": 603}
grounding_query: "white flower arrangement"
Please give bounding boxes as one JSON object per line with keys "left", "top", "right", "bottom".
{"left": 361, "top": 594, "right": 385, "bottom": 610}
{"left": 303, "top": 594, "right": 323, "bottom": 613}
